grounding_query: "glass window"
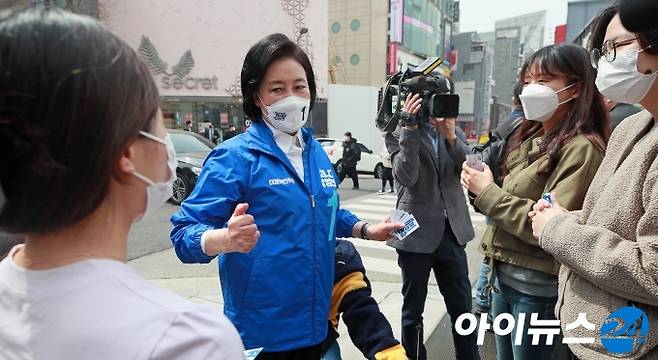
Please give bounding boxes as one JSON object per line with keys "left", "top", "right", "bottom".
{"left": 169, "top": 133, "right": 213, "bottom": 154}
{"left": 331, "top": 22, "right": 341, "bottom": 34}
{"left": 350, "top": 54, "right": 360, "bottom": 65}
{"left": 318, "top": 140, "right": 335, "bottom": 147}
{"left": 350, "top": 19, "right": 361, "bottom": 31}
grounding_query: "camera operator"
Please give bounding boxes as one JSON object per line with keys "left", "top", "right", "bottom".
{"left": 385, "top": 92, "right": 478, "bottom": 360}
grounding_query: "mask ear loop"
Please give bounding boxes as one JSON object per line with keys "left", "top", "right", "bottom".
{"left": 638, "top": 45, "right": 656, "bottom": 74}
{"left": 556, "top": 83, "right": 577, "bottom": 106}
{"left": 256, "top": 94, "right": 269, "bottom": 116}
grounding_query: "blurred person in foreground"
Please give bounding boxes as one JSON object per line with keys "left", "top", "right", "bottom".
{"left": 0, "top": 7, "right": 244, "bottom": 359}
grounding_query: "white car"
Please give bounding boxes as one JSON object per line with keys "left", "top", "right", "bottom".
{"left": 316, "top": 138, "right": 384, "bottom": 178}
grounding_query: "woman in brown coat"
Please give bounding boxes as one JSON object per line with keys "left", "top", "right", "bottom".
{"left": 461, "top": 44, "right": 610, "bottom": 360}
{"left": 531, "top": 5, "right": 658, "bottom": 360}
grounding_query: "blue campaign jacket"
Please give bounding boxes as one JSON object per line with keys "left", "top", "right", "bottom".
{"left": 170, "top": 120, "right": 359, "bottom": 352}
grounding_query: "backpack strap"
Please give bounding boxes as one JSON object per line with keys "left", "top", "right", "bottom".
{"left": 493, "top": 115, "right": 524, "bottom": 140}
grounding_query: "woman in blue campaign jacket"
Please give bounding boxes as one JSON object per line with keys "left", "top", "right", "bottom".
{"left": 170, "top": 34, "right": 402, "bottom": 360}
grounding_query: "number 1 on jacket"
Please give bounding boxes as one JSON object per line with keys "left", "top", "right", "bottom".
{"left": 327, "top": 191, "right": 338, "bottom": 242}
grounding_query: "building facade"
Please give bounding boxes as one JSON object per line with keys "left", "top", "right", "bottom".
{"left": 388, "top": 0, "right": 457, "bottom": 77}
{"left": 328, "top": 0, "right": 388, "bottom": 86}
{"left": 567, "top": 0, "right": 612, "bottom": 47}
{"left": 452, "top": 32, "right": 493, "bottom": 139}
{"left": 329, "top": 0, "right": 458, "bottom": 87}
{"left": 98, "top": 0, "right": 329, "bottom": 135}
{"left": 493, "top": 11, "right": 546, "bottom": 110}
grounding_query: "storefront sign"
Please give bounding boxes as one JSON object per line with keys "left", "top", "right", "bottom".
{"left": 138, "top": 36, "right": 218, "bottom": 91}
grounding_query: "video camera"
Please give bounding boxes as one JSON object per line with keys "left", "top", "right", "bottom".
{"left": 376, "top": 57, "right": 460, "bottom": 132}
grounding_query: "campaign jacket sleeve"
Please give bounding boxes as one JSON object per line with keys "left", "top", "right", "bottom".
{"left": 336, "top": 207, "right": 360, "bottom": 238}
{"left": 170, "top": 146, "right": 248, "bottom": 264}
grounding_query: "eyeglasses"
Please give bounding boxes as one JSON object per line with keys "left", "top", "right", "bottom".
{"left": 590, "top": 37, "right": 638, "bottom": 68}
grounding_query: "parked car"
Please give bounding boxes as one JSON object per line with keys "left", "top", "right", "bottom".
{"left": 316, "top": 138, "right": 384, "bottom": 178}
{"left": 167, "top": 130, "right": 214, "bottom": 205}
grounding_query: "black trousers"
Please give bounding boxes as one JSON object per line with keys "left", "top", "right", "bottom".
{"left": 381, "top": 167, "right": 394, "bottom": 190}
{"left": 551, "top": 334, "right": 580, "bottom": 360}
{"left": 338, "top": 164, "right": 359, "bottom": 188}
{"left": 397, "top": 222, "right": 479, "bottom": 360}
{"left": 255, "top": 344, "right": 322, "bottom": 360}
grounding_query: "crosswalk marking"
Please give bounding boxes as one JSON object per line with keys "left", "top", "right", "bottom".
{"left": 348, "top": 212, "right": 389, "bottom": 223}
{"left": 340, "top": 192, "right": 487, "bottom": 278}
{"left": 362, "top": 198, "right": 397, "bottom": 205}
{"left": 347, "top": 238, "right": 395, "bottom": 251}
{"left": 343, "top": 203, "right": 394, "bottom": 212}
{"left": 361, "top": 256, "right": 400, "bottom": 276}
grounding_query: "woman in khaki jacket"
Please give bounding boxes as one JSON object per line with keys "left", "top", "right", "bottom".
{"left": 461, "top": 44, "right": 611, "bottom": 360}
{"left": 531, "top": 6, "right": 658, "bottom": 360}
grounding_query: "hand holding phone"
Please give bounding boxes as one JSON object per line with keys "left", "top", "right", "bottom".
{"left": 466, "top": 154, "right": 485, "bottom": 172}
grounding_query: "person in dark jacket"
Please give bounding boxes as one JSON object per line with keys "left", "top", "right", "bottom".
{"left": 320, "top": 240, "right": 406, "bottom": 360}
{"left": 603, "top": 97, "right": 642, "bottom": 130}
{"left": 224, "top": 124, "right": 238, "bottom": 140}
{"left": 203, "top": 123, "right": 220, "bottom": 144}
{"left": 338, "top": 132, "right": 361, "bottom": 189}
{"left": 184, "top": 120, "right": 194, "bottom": 132}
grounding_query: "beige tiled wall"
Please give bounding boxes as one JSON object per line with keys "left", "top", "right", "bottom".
{"left": 329, "top": 0, "right": 387, "bottom": 86}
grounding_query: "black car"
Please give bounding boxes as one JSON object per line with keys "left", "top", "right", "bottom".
{"left": 167, "top": 130, "right": 215, "bottom": 205}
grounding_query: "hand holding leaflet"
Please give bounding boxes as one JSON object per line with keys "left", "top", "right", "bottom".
{"left": 389, "top": 209, "right": 420, "bottom": 240}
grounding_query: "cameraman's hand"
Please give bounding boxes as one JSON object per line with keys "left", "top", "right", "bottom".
{"left": 402, "top": 93, "right": 423, "bottom": 130}
{"left": 430, "top": 117, "right": 457, "bottom": 145}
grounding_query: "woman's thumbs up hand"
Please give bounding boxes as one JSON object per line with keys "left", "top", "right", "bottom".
{"left": 224, "top": 203, "right": 260, "bottom": 253}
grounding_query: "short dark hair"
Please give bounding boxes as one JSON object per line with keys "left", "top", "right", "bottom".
{"left": 344, "top": 132, "right": 352, "bottom": 137}
{"left": 240, "top": 33, "right": 316, "bottom": 121}
{"left": 589, "top": 4, "right": 658, "bottom": 56}
{"left": 0, "top": 7, "right": 159, "bottom": 234}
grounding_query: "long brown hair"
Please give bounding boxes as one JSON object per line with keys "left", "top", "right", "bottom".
{"left": 503, "top": 44, "right": 611, "bottom": 177}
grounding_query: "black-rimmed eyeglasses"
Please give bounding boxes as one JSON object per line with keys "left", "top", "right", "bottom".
{"left": 590, "top": 37, "right": 639, "bottom": 68}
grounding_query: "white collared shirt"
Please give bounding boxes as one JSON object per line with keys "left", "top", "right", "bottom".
{"left": 264, "top": 121, "right": 305, "bottom": 181}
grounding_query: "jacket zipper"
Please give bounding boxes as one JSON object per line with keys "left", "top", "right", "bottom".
{"left": 308, "top": 144, "right": 317, "bottom": 344}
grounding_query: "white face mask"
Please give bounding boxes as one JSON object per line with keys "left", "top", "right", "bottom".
{"left": 133, "top": 131, "right": 177, "bottom": 222}
{"left": 595, "top": 47, "right": 658, "bottom": 104}
{"left": 520, "top": 83, "right": 575, "bottom": 123}
{"left": 260, "top": 95, "right": 311, "bottom": 133}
